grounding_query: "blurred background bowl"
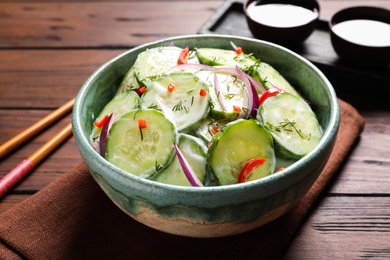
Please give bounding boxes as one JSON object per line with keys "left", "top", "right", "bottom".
{"left": 329, "top": 6, "right": 390, "bottom": 66}
{"left": 72, "top": 34, "right": 339, "bottom": 238}
{"left": 244, "top": 0, "right": 320, "bottom": 47}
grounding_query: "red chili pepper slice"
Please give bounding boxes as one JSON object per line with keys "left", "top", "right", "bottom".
{"left": 167, "top": 83, "right": 175, "bottom": 92}
{"left": 138, "top": 119, "right": 147, "bottom": 129}
{"left": 177, "top": 47, "right": 190, "bottom": 65}
{"left": 233, "top": 105, "right": 242, "bottom": 113}
{"left": 199, "top": 88, "right": 207, "bottom": 97}
{"left": 258, "top": 88, "right": 281, "bottom": 106}
{"left": 210, "top": 127, "right": 219, "bottom": 135}
{"left": 238, "top": 158, "right": 267, "bottom": 183}
{"left": 138, "top": 86, "right": 146, "bottom": 94}
{"left": 94, "top": 115, "right": 109, "bottom": 128}
{"left": 230, "top": 41, "right": 243, "bottom": 55}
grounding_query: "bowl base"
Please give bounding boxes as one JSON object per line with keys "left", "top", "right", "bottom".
{"left": 113, "top": 200, "right": 290, "bottom": 238}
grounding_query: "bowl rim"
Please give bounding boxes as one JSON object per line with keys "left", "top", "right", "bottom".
{"left": 330, "top": 5, "right": 390, "bottom": 26}
{"left": 329, "top": 6, "right": 390, "bottom": 47}
{"left": 72, "top": 34, "right": 340, "bottom": 195}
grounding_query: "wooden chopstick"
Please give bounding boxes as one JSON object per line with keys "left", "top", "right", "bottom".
{"left": 0, "top": 98, "right": 75, "bottom": 159}
{"left": 0, "top": 123, "right": 73, "bottom": 198}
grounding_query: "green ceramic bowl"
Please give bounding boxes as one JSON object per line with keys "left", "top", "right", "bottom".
{"left": 72, "top": 35, "right": 339, "bottom": 238}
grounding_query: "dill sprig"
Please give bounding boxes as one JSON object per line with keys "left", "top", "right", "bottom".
{"left": 172, "top": 100, "right": 189, "bottom": 113}
{"left": 267, "top": 118, "right": 311, "bottom": 140}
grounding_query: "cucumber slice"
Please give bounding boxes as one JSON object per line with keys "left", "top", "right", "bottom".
{"left": 196, "top": 70, "right": 246, "bottom": 120}
{"left": 106, "top": 108, "right": 177, "bottom": 178}
{"left": 258, "top": 92, "right": 323, "bottom": 159}
{"left": 115, "top": 67, "right": 140, "bottom": 95}
{"left": 207, "top": 119, "right": 275, "bottom": 185}
{"left": 251, "top": 62, "right": 300, "bottom": 97}
{"left": 133, "top": 46, "right": 199, "bottom": 86}
{"left": 141, "top": 72, "right": 210, "bottom": 132}
{"left": 194, "top": 117, "right": 228, "bottom": 145}
{"left": 195, "top": 48, "right": 258, "bottom": 72}
{"left": 153, "top": 134, "right": 207, "bottom": 186}
{"left": 90, "top": 91, "right": 141, "bottom": 150}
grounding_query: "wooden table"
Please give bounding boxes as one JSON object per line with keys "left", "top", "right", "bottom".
{"left": 0, "top": 0, "right": 389, "bottom": 258}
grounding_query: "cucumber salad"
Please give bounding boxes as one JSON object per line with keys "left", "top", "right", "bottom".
{"left": 90, "top": 42, "right": 323, "bottom": 187}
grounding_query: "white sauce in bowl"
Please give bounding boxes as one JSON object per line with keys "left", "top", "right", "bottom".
{"left": 332, "top": 19, "right": 390, "bottom": 47}
{"left": 246, "top": 3, "right": 318, "bottom": 28}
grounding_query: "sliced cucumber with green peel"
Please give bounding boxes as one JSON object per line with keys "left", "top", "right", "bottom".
{"left": 133, "top": 46, "right": 199, "bottom": 86}
{"left": 106, "top": 108, "right": 177, "bottom": 178}
{"left": 195, "top": 48, "right": 258, "bottom": 72}
{"left": 141, "top": 72, "right": 210, "bottom": 132}
{"left": 196, "top": 70, "right": 246, "bottom": 120}
{"left": 153, "top": 134, "right": 207, "bottom": 186}
{"left": 90, "top": 91, "right": 141, "bottom": 149}
{"left": 116, "top": 67, "right": 140, "bottom": 95}
{"left": 207, "top": 119, "right": 275, "bottom": 185}
{"left": 258, "top": 92, "right": 322, "bottom": 159}
{"left": 251, "top": 62, "right": 300, "bottom": 96}
{"left": 194, "top": 117, "right": 228, "bottom": 145}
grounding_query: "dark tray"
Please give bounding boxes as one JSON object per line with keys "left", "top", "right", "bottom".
{"left": 198, "top": 0, "right": 390, "bottom": 103}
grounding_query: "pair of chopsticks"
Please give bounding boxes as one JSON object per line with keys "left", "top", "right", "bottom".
{"left": 0, "top": 98, "right": 75, "bottom": 198}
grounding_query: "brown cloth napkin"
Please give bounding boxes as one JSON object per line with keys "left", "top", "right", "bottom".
{"left": 0, "top": 99, "right": 365, "bottom": 260}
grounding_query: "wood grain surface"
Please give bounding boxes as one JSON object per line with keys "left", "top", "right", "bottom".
{"left": 1, "top": 0, "right": 389, "bottom": 259}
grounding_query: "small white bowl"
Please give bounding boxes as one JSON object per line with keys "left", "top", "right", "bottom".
{"left": 330, "top": 6, "right": 390, "bottom": 66}
{"left": 244, "top": 0, "right": 320, "bottom": 46}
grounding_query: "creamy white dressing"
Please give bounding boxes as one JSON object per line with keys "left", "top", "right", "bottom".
{"left": 247, "top": 3, "right": 318, "bottom": 28}
{"left": 332, "top": 19, "right": 390, "bottom": 47}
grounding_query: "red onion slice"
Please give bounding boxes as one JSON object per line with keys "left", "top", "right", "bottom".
{"left": 247, "top": 76, "right": 260, "bottom": 118}
{"left": 214, "top": 73, "right": 227, "bottom": 112}
{"left": 99, "top": 113, "right": 113, "bottom": 158}
{"left": 155, "top": 96, "right": 176, "bottom": 127}
{"left": 174, "top": 143, "right": 204, "bottom": 187}
{"left": 230, "top": 41, "right": 239, "bottom": 51}
{"left": 214, "top": 66, "right": 266, "bottom": 94}
{"left": 247, "top": 74, "right": 267, "bottom": 94}
{"left": 235, "top": 66, "right": 258, "bottom": 119}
